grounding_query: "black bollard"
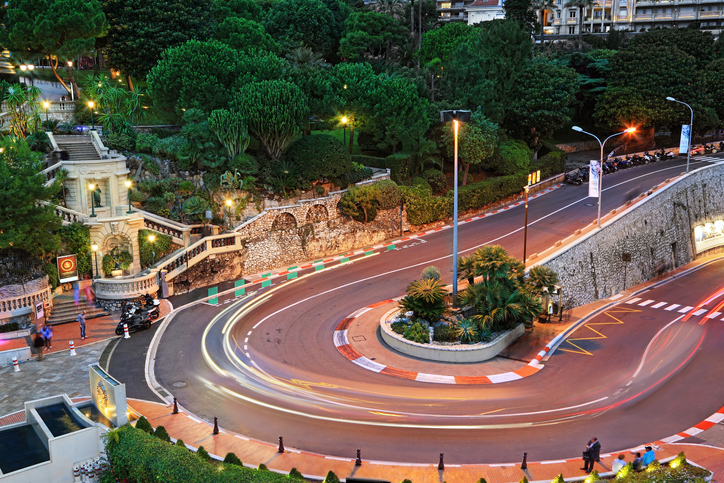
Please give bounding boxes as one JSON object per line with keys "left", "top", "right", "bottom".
{"left": 521, "top": 452, "right": 527, "bottom": 470}
{"left": 438, "top": 453, "right": 444, "bottom": 470}
{"left": 355, "top": 449, "right": 361, "bottom": 466}
{"left": 213, "top": 416, "right": 219, "bottom": 435}
{"left": 172, "top": 397, "right": 178, "bottom": 414}
{"left": 278, "top": 436, "right": 285, "bottom": 453}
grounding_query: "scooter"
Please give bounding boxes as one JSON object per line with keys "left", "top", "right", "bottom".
{"left": 564, "top": 171, "right": 582, "bottom": 185}
{"left": 115, "top": 311, "right": 152, "bottom": 335}
{"left": 578, "top": 166, "right": 590, "bottom": 182}
{"left": 656, "top": 149, "right": 674, "bottom": 161}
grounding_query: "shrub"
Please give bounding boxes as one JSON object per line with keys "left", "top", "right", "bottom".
{"left": 154, "top": 134, "right": 186, "bottom": 161}
{"left": 175, "top": 439, "right": 186, "bottom": 447}
{"left": 153, "top": 426, "right": 171, "bottom": 442}
{"left": 497, "top": 140, "right": 531, "bottom": 175}
{"left": 351, "top": 154, "right": 386, "bottom": 169}
{"left": 182, "top": 196, "right": 210, "bottom": 221}
{"left": 258, "top": 463, "right": 268, "bottom": 470}
{"left": 531, "top": 150, "right": 566, "bottom": 180}
{"left": 338, "top": 184, "right": 378, "bottom": 223}
{"left": 135, "top": 416, "right": 153, "bottom": 434}
{"left": 343, "top": 163, "right": 373, "bottom": 186}
{"left": 373, "top": 180, "right": 401, "bottom": 210}
{"left": 401, "top": 185, "right": 452, "bottom": 226}
{"left": 518, "top": 477, "right": 527, "bottom": 483}
{"left": 385, "top": 152, "right": 412, "bottom": 184}
{"left": 44, "top": 263, "right": 59, "bottom": 289}
{"left": 390, "top": 321, "right": 408, "bottom": 334}
{"left": 139, "top": 230, "right": 174, "bottom": 267}
{"left": 403, "top": 322, "right": 429, "bottom": 344}
{"left": 106, "top": 132, "right": 137, "bottom": 152}
{"left": 289, "top": 468, "right": 304, "bottom": 479}
{"left": 399, "top": 278, "right": 448, "bottom": 321}
{"left": 433, "top": 324, "right": 456, "bottom": 342}
{"left": 454, "top": 172, "right": 527, "bottom": 213}
{"left": 223, "top": 452, "right": 243, "bottom": 466}
{"left": 421, "top": 266, "right": 441, "bottom": 281}
{"left": 284, "top": 134, "right": 353, "bottom": 186}
{"left": 477, "top": 478, "right": 489, "bottom": 483}
{"left": 141, "top": 154, "right": 161, "bottom": 176}
{"left": 454, "top": 318, "right": 478, "bottom": 343}
{"left": 196, "top": 446, "right": 212, "bottom": 462}
{"left": 143, "top": 196, "right": 168, "bottom": 214}
{"left": 324, "top": 471, "right": 340, "bottom": 483}
{"left": 0, "top": 322, "right": 20, "bottom": 333}
{"left": 422, "top": 169, "right": 446, "bottom": 194}
{"left": 179, "top": 181, "right": 195, "bottom": 194}
{"left": 103, "top": 251, "right": 133, "bottom": 276}
{"left": 135, "top": 133, "right": 158, "bottom": 154}
{"left": 129, "top": 189, "right": 146, "bottom": 203}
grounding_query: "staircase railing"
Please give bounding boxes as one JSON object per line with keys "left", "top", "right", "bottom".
{"left": 40, "top": 201, "right": 89, "bottom": 225}
{"left": 133, "top": 207, "right": 203, "bottom": 248}
{"left": 89, "top": 130, "right": 109, "bottom": 159}
{"left": 41, "top": 162, "right": 63, "bottom": 186}
{"left": 46, "top": 131, "right": 59, "bottom": 151}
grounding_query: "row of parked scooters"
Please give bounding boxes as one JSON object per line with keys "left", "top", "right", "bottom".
{"left": 689, "top": 142, "right": 723, "bottom": 156}
{"left": 114, "top": 293, "right": 161, "bottom": 335}
{"left": 565, "top": 148, "right": 676, "bottom": 185}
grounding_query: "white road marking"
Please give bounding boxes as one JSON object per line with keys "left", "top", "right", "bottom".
{"left": 626, "top": 297, "right": 642, "bottom": 304}
{"left": 351, "top": 357, "right": 385, "bottom": 373}
{"left": 678, "top": 306, "right": 694, "bottom": 313}
{"left": 415, "top": 373, "right": 456, "bottom": 384}
{"left": 610, "top": 294, "right": 624, "bottom": 300}
{"left": 707, "top": 312, "right": 722, "bottom": 319}
{"left": 651, "top": 302, "right": 667, "bottom": 308}
{"left": 664, "top": 304, "right": 681, "bottom": 311}
{"left": 638, "top": 299, "right": 655, "bottom": 306}
{"left": 693, "top": 309, "right": 707, "bottom": 316}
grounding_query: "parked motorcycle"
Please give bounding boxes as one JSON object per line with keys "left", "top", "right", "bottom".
{"left": 564, "top": 171, "right": 582, "bottom": 185}
{"left": 115, "top": 311, "right": 152, "bottom": 335}
{"left": 656, "top": 149, "right": 674, "bottom": 161}
{"left": 578, "top": 166, "right": 590, "bottom": 182}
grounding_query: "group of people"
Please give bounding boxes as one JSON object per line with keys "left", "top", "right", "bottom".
{"left": 583, "top": 437, "right": 657, "bottom": 474}
{"left": 32, "top": 325, "right": 53, "bottom": 361}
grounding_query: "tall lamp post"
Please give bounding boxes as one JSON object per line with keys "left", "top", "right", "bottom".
{"left": 522, "top": 170, "right": 541, "bottom": 264}
{"left": 88, "top": 101, "right": 95, "bottom": 131}
{"left": 341, "top": 116, "right": 348, "bottom": 147}
{"left": 88, "top": 183, "right": 97, "bottom": 217}
{"left": 149, "top": 234, "right": 156, "bottom": 266}
{"left": 19, "top": 63, "right": 27, "bottom": 85}
{"left": 440, "top": 109, "right": 471, "bottom": 302}
{"left": 91, "top": 243, "right": 100, "bottom": 279}
{"left": 27, "top": 64, "right": 34, "bottom": 87}
{"left": 666, "top": 97, "right": 693, "bottom": 173}
{"left": 43, "top": 101, "right": 50, "bottom": 131}
{"left": 67, "top": 61, "right": 74, "bottom": 101}
{"left": 572, "top": 126, "right": 636, "bottom": 228}
{"left": 225, "top": 199, "right": 232, "bottom": 227}
{"left": 125, "top": 180, "right": 134, "bottom": 214}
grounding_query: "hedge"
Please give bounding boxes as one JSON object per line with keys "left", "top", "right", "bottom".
{"left": 531, "top": 151, "right": 566, "bottom": 180}
{"left": 351, "top": 155, "right": 386, "bottom": 169}
{"left": 105, "top": 425, "right": 298, "bottom": 483}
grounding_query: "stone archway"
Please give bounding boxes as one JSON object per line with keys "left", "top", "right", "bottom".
{"left": 306, "top": 205, "right": 328, "bottom": 224}
{"left": 272, "top": 212, "right": 297, "bottom": 231}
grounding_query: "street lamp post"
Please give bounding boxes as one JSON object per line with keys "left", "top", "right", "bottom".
{"left": 666, "top": 97, "right": 693, "bottom": 173}
{"left": 225, "top": 199, "right": 232, "bottom": 227}
{"left": 28, "top": 64, "right": 34, "bottom": 87}
{"left": 572, "top": 126, "right": 636, "bottom": 228}
{"left": 67, "top": 61, "right": 74, "bottom": 101}
{"left": 88, "top": 183, "right": 97, "bottom": 217}
{"left": 341, "top": 116, "right": 348, "bottom": 147}
{"left": 43, "top": 101, "right": 50, "bottom": 131}
{"left": 88, "top": 101, "right": 95, "bottom": 131}
{"left": 125, "top": 180, "right": 133, "bottom": 214}
{"left": 149, "top": 234, "right": 156, "bottom": 266}
{"left": 91, "top": 243, "right": 100, "bottom": 279}
{"left": 19, "top": 63, "right": 27, "bottom": 85}
{"left": 440, "top": 110, "right": 472, "bottom": 302}
{"left": 522, "top": 170, "right": 541, "bottom": 264}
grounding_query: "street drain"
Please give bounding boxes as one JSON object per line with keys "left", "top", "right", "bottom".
{"left": 585, "top": 203, "right": 595, "bottom": 207}
{"left": 172, "top": 381, "right": 188, "bottom": 388}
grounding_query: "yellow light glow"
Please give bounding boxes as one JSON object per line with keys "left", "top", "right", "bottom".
{"left": 626, "top": 127, "right": 636, "bottom": 133}
{"left": 19, "top": 64, "right": 26, "bottom": 72}
{"left": 91, "top": 243, "right": 98, "bottom": 251}
{"left": 67, "top": 61, "right": 73, "bottom": 67}
{"left": 125, "top": 180, "right": 132, "bottom": 188}
{"left": 87, "top": 101, "right": 95, "bottom": 108}
{"left": 28, "top": 65, "right": 34, "bottom": 71}
{"left": 226, "top": 199, "right": 232, "bottom": 206}
{"left": 88, "top": 183, "right": 95, "bottom": 190}
{"left": 149, "top": 235, "right": 155, "bottom": 242}
{"left": 343, "top": 84, "right": 347, "bottom": 89}
{"left": 43, "top": 101, "right": 49, "bottom": 109}
{"left": 341, "top": 116, "right": 348, "bottom": 124}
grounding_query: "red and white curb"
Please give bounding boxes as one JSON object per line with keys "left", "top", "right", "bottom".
{"left": 334, "top": 301, "right": 549, "bottom": 385}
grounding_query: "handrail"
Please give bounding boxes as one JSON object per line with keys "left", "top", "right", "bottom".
{"left": 39, "top": 201, "right": 89, "bottom": 224}
{"left": 133, "top": 207, "right": 204, "bottom": 247}
{"left": 89, "top": 130, "right": 109, "bottom": 159}
{"left": 46, "top": 131, "right": 59, "bottom": 151}
{"left": 0, "top": 285, "right": 51, "bottom": 318}
{"left": 41, "top": 162, "right": 63, "bottom": 185}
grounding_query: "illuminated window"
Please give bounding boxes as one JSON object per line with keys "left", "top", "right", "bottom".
{"left": 440, "top": 2, "right": 451, "bottom": 7}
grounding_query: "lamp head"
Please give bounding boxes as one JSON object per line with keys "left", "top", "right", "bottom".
{"left": 43, "top": 101, "right": 49, "bottom": 109}
{"left": 341, "top": 116, "right": 348, "bottom": 124}
{"left": 572, "top": 126, "right": 583, "bottom": 132}
{"left": 87, "top": 101, "right": 95, "bottom": 108}
{"left": 19, "top": 64, "right": 26, "bottom": 72}
{"left": 148, "top": 235, "right": 155, "bottom": 242}
{"left": 225, "top": 199, "right": 232, "bottom": 206}
{"left": 88, "top": 183, "right": 95, "bottom": 190}
{"left": 625, "top": 127, "right": 636, "bottom": 133}
{"left": 125, "top": 180, "right": 132, "bottom": 188}
{"left": 67, "top": 60, "right": 73, "bottom": 67}
{"left": 91, "top": 243, "right": 98, "bottom": 251}
{"left": 666, "top": 96, "right": 676, "bottom": 101}
{"left": 27, "top": 64, "right": 34, "bottom": 71}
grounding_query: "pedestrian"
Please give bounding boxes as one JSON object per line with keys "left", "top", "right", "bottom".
{"left": 42, "top": 324, "right": 53, "bottom": 351}
{"left": 642, "top": 446, "right": 655, "bottom": 467}
{"left": 78, "top": 310, "right": 87, "bottom": 340}
{"left": 33, "top": 332, "right": 45, "bottom": 361}
{"left": 612, "top": 454, "right": 626, "bottom": 473}
{"left": 84, "top": 283, "right": 94, "bottom": 307}
{"left": 73, "top": 282, "right": 80, "bottom": 307}
{"left": 631, "top": 452, "right": 644, "bottom": 471}
{"left": 581, "top": 436, "right": 600, "bottom": 473}
{"left": 60, "top": 94, "right": 65, "bottom": 109}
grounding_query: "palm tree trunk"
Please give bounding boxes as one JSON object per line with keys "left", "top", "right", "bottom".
{"left": 411, "top": 0, "right": 415, "bottom": 37}
{"left": 578, "top": 7, "right": 583, "bottom": 51}
{"left": 126, "top": 75, "right": 135, "bottom": 92}
{"left": 540, "top": 9, "right": 545, "bottom": 46}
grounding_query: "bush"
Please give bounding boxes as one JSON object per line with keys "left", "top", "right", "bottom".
{"left": 196, "top": 446, "right": 212, "bottom": 462}
{"left": 0, "top": 322, "right": 20, "bottom": 333}
{"left": 338, "top": 184, "right": 378, "bottom": 223}
{"left": 531, "top": 150, "right": 566, "bottom": 180}
{"left": 400, "top": 185, "right": 452, "bottom": 226}
{"left": 421, "top": 266, "right": 441, "bottom": 281}
{"left": 497, "top": 140, "right": 531, "bottom": 175}
{"left": 141, "top": 154, "right": 161, "bottom": 176}
{"left": 176, "top": 439, "right": 186, "bottom": 447}
{"left": 433, "top": 324, "right": 456, "bottom": 342}
{"left": 106, "top": 132, "right": 137, "bottom": 152}
{"left": 284, "top": 134, "right": 353, "bottom": 186}
{"left": 44, "top": 263, "right": 59, "bottom": 289}
{"left": 412, "top": 177, "right": 431, "bottom": 193}
{"left": 154, "top": 134, "right": 186, "bottom": 161}
{"left": 258, "top": 463, "right": 268, "bottom": 471}
{"left": 289, "top": 468, "right": 304, "bottom": 479}
{"left": 103, "top": 251, "right": 133, "bottom": 276}
{"left": 390, "top": 321, "right": 408, "bottom": 334}
{"left": 139, "top": 230, "right": 174, "bottom": 267}
{"left": 372, "top": 180, "right": 401, "bottom": 210}
{"left": 129, "top": 189, "right": 146, "bottom": 203}
{"left": 351, "top": 154, "right": 386, "bottom": 169}
{"left": 343, "top": 163, "right": 373, "bottom": 186}
{"left": 422, "top": 169, "right": 446, "bottom": 194}
{"left": 223, "top": 452, "right": 243, "bottom": 466}
{"left": 153, "top": 425, "right": 171, "bottom": 442}
{"left": 135, "top": 416, "right": 153, "bottom": 434}
{"left": 323, "top": 471, "right": 340, "bottom": 483}
{"left": 403, "top": 322, "right": 429, "bottom": 344}
{"left": 399, "top": 278, "right": 448, "bottom": 321}
{"left": 385, "top": 152, "right": 413, "bottom": 184}
{"left": 454, "top": 172, "right": 527, "bottom": 213}
{"left": 135, "top": 133, "right": 158, "bottom": 154}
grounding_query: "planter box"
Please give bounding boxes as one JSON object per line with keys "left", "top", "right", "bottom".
{"left": 0, "top": 328, "right": 32, "bottom": 340}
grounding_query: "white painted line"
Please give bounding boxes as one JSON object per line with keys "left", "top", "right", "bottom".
{"left": 651, "top": 302, "right": 667, "bottom": 308}
{"left": 664, "top": 304, "right": 681, "bottom": 311}
{"left": 541, "top": 460, "right": 568, "bottom": 465}
{"left": 626, "top": 297, "right": 642, "bottom": 304}
{"left": 706, "top": 413, "right": 724, "bottom": 423}
{"left": 638, "top": 299, "right": 655, "bottom": 306}
{"left": 488, "top": 372, "right": 523, "bottom": 384}
{"left": 661, "top": 435, "right": 684, "bottom": 443}
{"left": 351, "top": 357, "right": 385, "bottom": 373}
{"left": 692, "top": 309, "right": 707, "bottom": 316}
{"left": 244, "top": 337, "right": 248, "bottom": 343}
{"left": 333, "top": 330, "right": 348, "bottom": 347}
{"left": 609, "top": 294, "right": 624, "bottom": 300}
{"left": 245, "top": 352, "right": 250, "bottom": 358}
{"left": 683, "top": 427, "right": 704, "bottom": 436}
{"left": 707, "top": 312, "right": 722, "bottom": 319}
{"left": 243, "top": 345, "right": 247, "bottom": 351}
{"left": 678, "top": 306, "right": 694, "bottom": 313}
{"left": 415, "top": 373, "right": 456, "bottom": 384}
{"left": 325, "top": 456, "right": 352, "bottom": 461}
{"left": 234, "top": 435, "right": 249, "bottom": 440}
{"left": 247, "top": 331, "right": 252, "bottom": 336}
{"left": 488, "top": 463, "right": 517, "bottom": 467}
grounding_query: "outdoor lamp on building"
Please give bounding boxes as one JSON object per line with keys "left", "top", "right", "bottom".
{"left": 42, "top": 101, "right": 50, "bottom": 131}
{"left": 88, "top": 183, "right": 97, "bottom": 217}
{"left": 225, "top": 199, "right": 232, "bottom": 225}
{"left": 149, "top": 234, "right": 156, "bottom": 265}
{"left": 87, "top": 101, "right": 96, "bottom": 131}
{"left": 341, "top": 116, "right": 348, "bottom": 146}
{"left": 91, "top": 243, "right": 100, "bottom": 279}
{"left": 27, "top": 64, "right": 34, "bottom": 86}
{"left": 125, "top": 180, "right": 133, "bottom": 214}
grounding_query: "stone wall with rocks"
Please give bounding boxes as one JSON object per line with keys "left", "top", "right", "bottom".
{"left": 173, "top": 250, "right": 248, "bottom": 293}
{"left": 540, "top": 163, "right": 724, "bottom": 308}
{"left": 0, "top": 276, "right": 48, "bottom": 299}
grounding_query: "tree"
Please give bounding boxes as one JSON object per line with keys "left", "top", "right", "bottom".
{"left": 214, "top": 17, "right": 280, "bottom": 53}
{"left": 705, "top": 58, "right": 724, "bottom": 123}
{"left": 503, "top": 0, "right": 539, "bottom": 36}
{"left": 208, "top": 109, "right": 250, "bottom": 160}
{"left": 531, "top": 0, "right": 556, "bottom": 45}
{"left": 0, "top": 0, "right": 107, "bottom": 97}
{"left": 372, "top": 0, "right": 405, "bottom": 19}
{"left": 626, "top": 27, "right": 715, "bottom": 70}
{"left": 4, "top": 84, "right": 43, "bottom": 138}
{"left": 563, "top": 0, "right": 597, "bottom": 51}
{"left": 505, "top": 59, "right": 580, "bottom": 150}
{"left": 147, "top": 40, "right": 240, "bottom": 118}
{"left": 263, "top": 0, "right": 350, "bottom": 61}
{"left": 0, "top": 137, "right": 62, "bottom": 260}
{"left": 338, "top": 12, "right": 408, "bottom": 61}
{"left": 284, "top": 134, "right": 353, "bottom": 186}
{"left": 332, "top": 62, "right": 382, "bottom": 152}
{"left": 81, "top": 76, "right": 144, "bottom": 135}
{"left": 177, "top": 109, "right": 224, "bottom": 172}
{"left": 213, "top": 0, "right": 262, "bottom": 22}
{"left": 100, "top": 0, "right": 215, "bottom": 86}
{"left": 419, "top": 22, "right": 479, "bottom": 65}
{"left": 442, "top": 110, "right": 498, "bottom": 184}
{"left": 231, "top": 80, "right": 310, "bottom": 160}
{"left": 338, "top": 184, "right": 378, "bottom": 222}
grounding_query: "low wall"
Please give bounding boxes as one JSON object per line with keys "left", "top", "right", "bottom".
{"left": 380, "top": 309, "right": 525, "bottom": 363}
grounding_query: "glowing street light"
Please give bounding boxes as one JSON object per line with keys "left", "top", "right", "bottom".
{"left": 91, "top": 243, "right": 100, "bottom": 279}
{"left": 88, "top": 183, "right": 97, "bottom": 217}
{"left": 125, "top": 180, "right": 133, "bottom": 214}
{"left": 87, "top": 101, "right": 95, "bottom": 130}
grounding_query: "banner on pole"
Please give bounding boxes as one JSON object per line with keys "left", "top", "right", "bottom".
{"left": 589, "top": 160, "right": 600, "bottom": 198}
{"left": 57, "top": 254, "right": 78, "bottom": 283}
{"left": 679, "top": 124, "right": 691, "bottom": 155}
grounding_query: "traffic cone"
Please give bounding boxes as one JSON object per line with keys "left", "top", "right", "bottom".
{"left": 123, "top": 323, "right": 130, "bottom": 339}
{"left": 12, "top": 357, "right": 19, "bottom": 372}
{"left": 69, "top": 341, "right": 77, "bottom": 356}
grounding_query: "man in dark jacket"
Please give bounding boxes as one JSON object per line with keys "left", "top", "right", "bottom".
{"left": 581, "top": 437, "right": 601, "bottom": 473}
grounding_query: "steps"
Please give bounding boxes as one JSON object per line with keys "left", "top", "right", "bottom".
{"left": 54, "top": 135, "right": 102, "bottom": 161}
{"left": 46, "top": 298, "right": 109, "bottom": 325}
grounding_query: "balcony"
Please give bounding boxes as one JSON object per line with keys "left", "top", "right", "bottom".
{"left": 634, "top": 13, "right": 653, "bottom": 20}
{"left": 700, "top": 10, "right": 723, "bottom": 17}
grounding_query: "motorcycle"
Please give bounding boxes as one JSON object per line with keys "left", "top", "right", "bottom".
{"left": 578, "top": 166, "right": 590, "bottom": 182}
{"left": 642, "top": 151, "right": 653, "bottom": 164}
{"left": 140, "top": 293, "right": 161, "bottom": 319}
{"left": 115, "top": 311, "right": 152, "bottom": 335}
{"left": 656, "top": 149, "right": 674, "bottom": 161}
{"left": 121, "top": 294, "right": 160, "bottom": 320}
{"left": 564, "top": 171, "right": 582, "bottom": 185}
{"left": 603, "top": 160, "right": 616, "bottom": 174}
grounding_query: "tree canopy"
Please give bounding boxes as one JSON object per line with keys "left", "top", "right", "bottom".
{"left": 214, "top": 17, "right": 280, "bottom": 53}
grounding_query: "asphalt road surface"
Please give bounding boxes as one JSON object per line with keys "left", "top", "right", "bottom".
{"left": 110, "top": 155, "right": 724, "bottom": 464}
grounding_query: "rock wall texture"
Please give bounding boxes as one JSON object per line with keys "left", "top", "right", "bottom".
{"left": 540, "top": 164, "right": 724, "bottom": 308}
{"left": 0, "top": 276, "right": 48, "bottom": 299}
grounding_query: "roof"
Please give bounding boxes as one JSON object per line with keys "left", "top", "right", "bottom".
{"left": 469, "top": 0, "right": 499, "bottom": 6}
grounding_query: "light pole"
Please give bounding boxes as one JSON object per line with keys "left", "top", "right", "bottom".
{"left": 28, "top": 64, "right": 34, "bottom": 87}
{"left": 440, "top": 109, "right": 471, "bottom": 302}
{"left": 125, "top": 180, "right": 133, "bottom": 214}
{"left": 149, "top": 234, "right": 156, "bottom": 266}
{"left": 43, "top": 101, "right": 50, "bottom": 131}
{"left": 88, "top": 101, "right": 95, "bottom": 131}
{"left": 572, "top": 126, "right": 636, "bottom": 228}
{"left": 522, "top": 170, "right": 541, "bottom": 264}
{"left": 666, "top": 96, "right": 693, "bottom": 173}
{"left": 91, "top": 243, "right": 100, "bottom": 279}
{"left": 225, "top": 199, "right": 232, "bottom": 227}
{"left": 341, "top": 116, "right": 348, "bottom": 147}
{"left": 67, "top": 60, "right": 74, "bottom": 101}
{"left": 19, "top": 63, "right": 27, "bottom": 85}
{"left": 88, "top": 183, "right": 97, "bottom": 217}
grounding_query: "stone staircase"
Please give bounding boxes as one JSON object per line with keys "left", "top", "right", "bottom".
{"left": 46, "top": 297, "right": 109, "bottom": 325}
{"left": 54, "top": 135, "right": 102, "bottom": 161}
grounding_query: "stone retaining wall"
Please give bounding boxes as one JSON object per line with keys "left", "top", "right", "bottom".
{"left": 539, "top": 163, "right": 724, "bottom": 308}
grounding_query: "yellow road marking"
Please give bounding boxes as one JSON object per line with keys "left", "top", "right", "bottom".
{"left": 559, "top": 307, "right": 640, "bottom": 356}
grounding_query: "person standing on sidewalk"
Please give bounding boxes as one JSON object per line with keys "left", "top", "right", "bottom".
{"left": 33, "top": 332, "right": 45, "bottom": 361}
{"left": 42, "top": 325, "right": 53, "bottom": 351}
{"left": 581, "top": 437, "right": 600, "bottom": 473}
{"left": 78, "top": 311, "right": 87, "bottom": 340}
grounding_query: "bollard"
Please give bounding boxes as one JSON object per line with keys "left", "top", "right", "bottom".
{"left": 438, "top": 453, "right": 444, "bottom": 470}
{"left": 355, "top": 449, "right": 362, "bottom": 466}
{"left": 12, "top": 357, "right": 19, "bottom": 372}
{"left": 73, "top": 466, "right": 80, "bottom": 482}
{"left": 521, "top": 451, "right": 528, "bottom": 470}
{"left": 80, "top": 465, "right": 86, "bottom": 482}
{"left": 123, "top": 323, "right": 130, "bottom": 339}
{"left": 172, "top": 396, "right": 179, "bottom": 414}
{"left": 213, "top": 416, "right": 219, "bottom": 435}
{"left": 278, "top": 436, "right": 285, "bottom": 453}
{"left": 69, "top": 340, "right": 77, "bottom": 356}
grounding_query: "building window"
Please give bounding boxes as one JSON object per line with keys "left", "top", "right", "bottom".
{"left": 557, "top": 10, "right": 561, "bottom": 18}
{"left": 440, "top": 2, "right": 451, "bottom": 7}
{"left": 569, "top": 26, "right": 575, "bottom": 33}
{"left": 569, "top": 9, "right": 576, "bottom": 17}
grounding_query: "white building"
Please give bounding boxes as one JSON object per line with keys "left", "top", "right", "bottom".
{"left": 465, "top": 0, "right": 505, "bottom": 24}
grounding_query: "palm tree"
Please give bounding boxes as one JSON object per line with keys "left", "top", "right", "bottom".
{"left": 564, "top": 0, "right": 598, "bottom": 51}
{"left": 526, "top": 265, "right": 559, "bottom": 297}
{"left": 373, "top": 0, "right": 405, "bottom": 19}
{"left": 286, "top": 46, "right": 328, "bottom": 70}
{"left": 532, "top": 0, "right": 557, "bottom": 47}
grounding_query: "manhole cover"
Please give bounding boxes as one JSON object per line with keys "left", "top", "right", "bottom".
{"left": 351, "top": 335, "right": 366, "bottom": 342}
{"left": 172, "top": 381, "right": 188, "bottom": 388}
{"left": 585, "top": 203, "right": 595, "bottom": 207}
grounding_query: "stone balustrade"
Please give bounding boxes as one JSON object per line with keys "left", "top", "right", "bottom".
{"left": 92, "top": 271, "right": 159, "bottom": 301}
{"left": 0, "top": 286, "right": 51, "bottom": 321}
{"left": 42, "top": 162, "right": 63, "bottom": 185}
{"left": 133, "top": 207, "right": 202, "bottom": 247}
{"left": 89, "top": 130, "right": 109, "bottom": 159}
